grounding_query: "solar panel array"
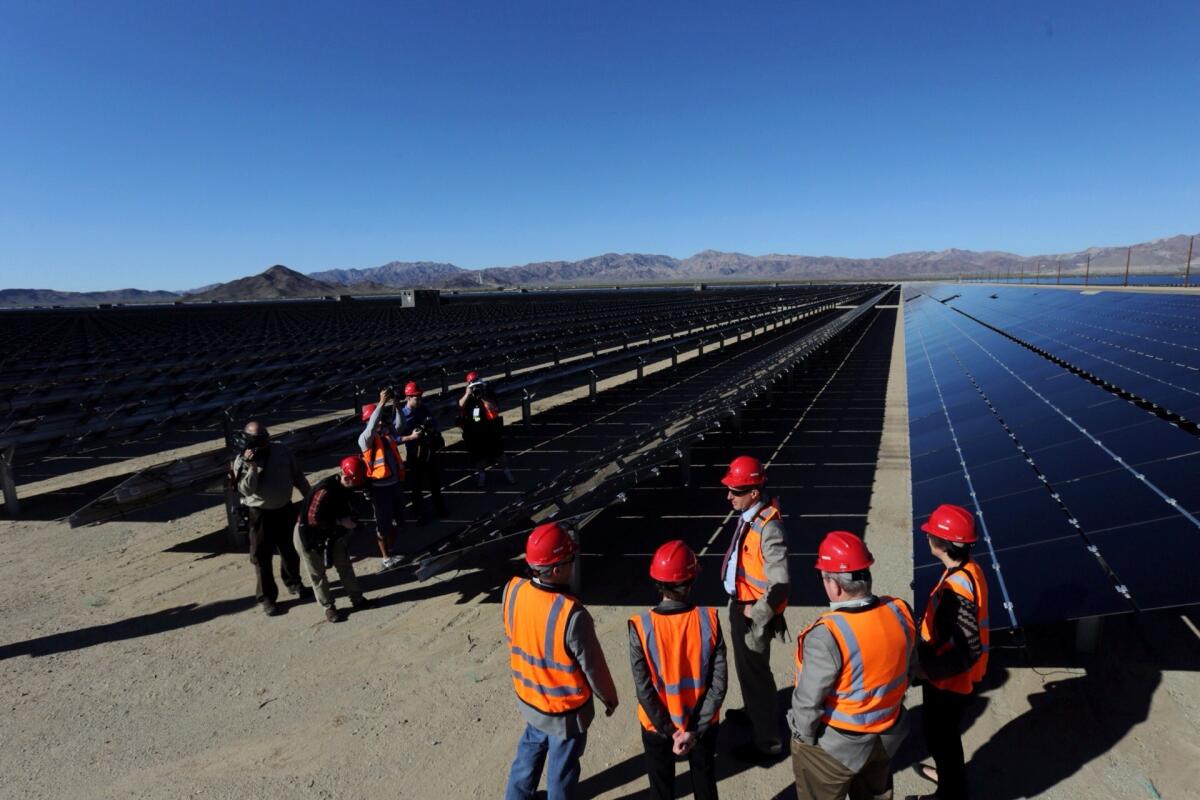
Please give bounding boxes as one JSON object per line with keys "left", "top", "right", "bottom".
{"left": 906, "top": 286, "right": 1200, "bottom": 629}
{"left": 0, "top": 286, "right": 869, "bottom": 469}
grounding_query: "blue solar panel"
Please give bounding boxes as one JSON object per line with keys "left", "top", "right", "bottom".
{"left": 907, "top": 287, "right": 1200, "bottom": 628}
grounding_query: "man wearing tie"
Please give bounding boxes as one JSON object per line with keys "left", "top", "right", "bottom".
{"left": 718, "top": 454, "right": 790, "bottom": 759}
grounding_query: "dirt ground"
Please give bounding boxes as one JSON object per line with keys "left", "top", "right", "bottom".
{"left": 3, "top": 303, "right": 1199, "bottom": 799}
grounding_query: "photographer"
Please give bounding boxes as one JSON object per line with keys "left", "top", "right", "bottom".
{"left": 397, "top": 381, "right": 447, "bottom": 525}
{"left": 232, "top": 420, "right": 313, "bottom": 617}
{"left": 358, "top": 388, "right": 407, "bottom": 571}
{"left": 293, "top": 456, "right": 374, "bottom": 623}
{"left": 457, "top": 370, "right": 515, "bottom": 489}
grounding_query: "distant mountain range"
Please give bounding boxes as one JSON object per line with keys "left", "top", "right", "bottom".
{"left": 3, "top": 234, "right": 1195, "bottom": 307}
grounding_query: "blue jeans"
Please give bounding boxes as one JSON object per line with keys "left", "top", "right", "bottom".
{"left": 504, "top": 723, "right": 587, "bottom": 800}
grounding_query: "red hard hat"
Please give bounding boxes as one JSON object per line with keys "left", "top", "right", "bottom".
{"left": 649, "top": 539, "right": 700, "bottom": 583}
{"left": 721, "top": 455, "right": 765, "bottom": 488}
{"left": 340, "top": 456, "right": 367, "bottom": 487}
{"left": 920, "top": 503, "right": 978, "bottom": 543}
{"left": 525, "top": 522, "right": 577, "bottom": 567}
{"left": 360, "top": 402, "right": 378, "bottom": 422}
{"left": 465, "top": 370, "right": 480, "bottom": 384}
{"left": 815, "top": 531, "right": 875, "bottom": 572}
{"left": 404, "top": 381, "right": 422, "bottom": 397}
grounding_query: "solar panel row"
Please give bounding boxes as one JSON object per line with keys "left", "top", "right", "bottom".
{"left": 907, "top": 289, "right": 1200, "bottom": 629}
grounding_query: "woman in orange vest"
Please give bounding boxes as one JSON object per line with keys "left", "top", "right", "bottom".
{"left": 357, "top": 388, "right": 407, "bottom": 571}
{"left": 502, "top": 523, "right": 619, "bottom": 800}
{"left": 909, "top": 504, "right": 989, "bottom": 800}
{"left": 628, "top": 540, "right": 727, "bottom": 800}
{"left": 789, "top": 531, "right": 915, "bottom": 800}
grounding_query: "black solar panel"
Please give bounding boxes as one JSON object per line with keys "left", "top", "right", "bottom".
{"left": 907, "top": 287, "right": 1200, "bottom": 629}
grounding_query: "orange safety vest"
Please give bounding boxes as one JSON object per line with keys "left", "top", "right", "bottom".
{"left": 735, "top": 502, "right": 787, "bottom": 613}
{"left": 629, "top": 606, "right": 721, "bottom": 733}
{"left": 795, "top": 596, "right": 915, "bottom": 734}
{"left": 502, "top": 577, "right": 591, "bottom": 715}
{"left": 362, "top": 433, "right": 405, "bottom": 482}
{"left": 919, "top": 560, "right": 990, "bottom": 694}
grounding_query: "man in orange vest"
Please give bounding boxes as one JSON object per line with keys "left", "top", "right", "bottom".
{"left": 357, "top": 388, "right": 406, "bottom": 571}
{"left": 717, "top": 454, "right": 790, "bottom": 759}
{"left": 628, "top": 540, "right": 727, "bottom": 800}
{"left": 907, "top": 504, "right": 989, "bottom": 800}
{"left": 502, "top": 522, "right": 619, "bottom": 800}
{"left": 789, "top": 531, "right": 915, "bottom": 800}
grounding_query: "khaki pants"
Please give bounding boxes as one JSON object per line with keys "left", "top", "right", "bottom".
{"left": 293, "top": 528, "right": 363, "bottom": 608}
{"left": 728, "top": 600, "right": 779, "bottom": 747}
{"left": 791, "top": 738, "right": 893, "bottom": 800}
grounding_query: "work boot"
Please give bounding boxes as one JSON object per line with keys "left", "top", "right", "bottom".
{"left": 325, "top": 606, "right": 345, "bottom": 623}
{"left": 351, "top": 596, "right": 373, "bottom": 611}
{"left": 262, "top": 602, "right": 281, "bottom": 617}
{"left": 289, "top": 585, "right": 314, "bottom": 601}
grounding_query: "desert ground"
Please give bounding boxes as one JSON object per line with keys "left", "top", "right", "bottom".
{"left": 3, "top": 303, "right": 1198, "bottom": 800}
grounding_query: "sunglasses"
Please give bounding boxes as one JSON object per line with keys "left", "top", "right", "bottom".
{"left": 727, "top": 487, "right": 756, "bottom": 496}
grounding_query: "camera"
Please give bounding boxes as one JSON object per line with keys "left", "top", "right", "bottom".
{"left": 231, "top": 429, "right": 270, "bottom": 460}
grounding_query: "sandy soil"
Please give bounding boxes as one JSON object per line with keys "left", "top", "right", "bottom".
{"left": 3, "top": 302, "right": 1199, "bottom": 800}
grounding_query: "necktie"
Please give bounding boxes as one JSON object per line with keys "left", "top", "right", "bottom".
{"left": 720, "top": 518, "right": 747, "bottom": 590}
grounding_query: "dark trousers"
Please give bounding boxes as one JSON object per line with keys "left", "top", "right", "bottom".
{"left": 407, "top": 456, "right": 445, "bottom": 519}
{"left": 641, "top": 725, "right": 719, "bottom": 800}
{"left": 369, "top": 481, "right": 406, "bottom": 540}
{"left": 921, "top": 683, "right": 970, "bottom": 800}
{"left": 247, "top": 504, "right": 302, "bottom": 605}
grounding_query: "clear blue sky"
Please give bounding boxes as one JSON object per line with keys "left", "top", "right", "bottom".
{"left": 1, "top": 1, "right": 1198, "bottom": 291}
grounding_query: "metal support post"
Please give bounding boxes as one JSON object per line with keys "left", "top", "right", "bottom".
{"left": 697, "top": 340, "right": 704, "bottom": 356}
{"left": 1185, "top": 235, "right": 1194, "bottom": 287}
{"left": 1084, "top": 253, "right": 1090, "bottom": 286}
{"left": 1, "top": 447, "right": 19, "bottom": 517}
{"left": 592, "top": 339, "right": 600, "bottom": 357}
{"left": 567, "top": 525, "right": 582, "bottom": 595}
{"left": 678, "top": 446, "right": 692, "bottom": 487}
{"left": 671, "top": 346, "right": 679, "bottom": 368}
{"left": 553, "top": 345, "right": 561, "bottom": 365}
{"left": 636, "top": 357, "right": 645, "bottom": 380}
{"left": 1124, "top": 246, "right": 1132, "bottom": 286}
{"left": 732, "top": 408, "right": 743, "bottom": 436}
{"left": 505, "top": 355, "right": 512, "bottom": 379}
{"left": 521, "top": 389, "right": 533, "bottom": 425}
{"left": 588, "top": 369, "right": 598, "bottom": 402}
{"left": 1056, "top": 259, "right": 1061, "bottom": 285}
{"left": 440, "top": 368, "right": 449, "bottom": 395}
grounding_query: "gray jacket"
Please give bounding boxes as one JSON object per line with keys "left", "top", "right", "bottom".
{"left": 233, "top": 442, "right": 310, "bottom": 510}
{"left": 515, "top": 579, "right": 619, "bottom": 739}
{"left": 627, "top": 599, "right": 728, "bottom": 737}
{"left": 726, "top": 502, "right": 790, "bottom": 633}
{"left": 787, "top": 596, "right": 915, "bottom": 772}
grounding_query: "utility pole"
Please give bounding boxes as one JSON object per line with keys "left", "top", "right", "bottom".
{"left": 1185, "top": 235, "right": 1194, "bottom": 287}
{"left": 1124, "top": 246, "right": 1132, "bottom": 287}
{"left": 1084, "top": 253, "right": 1091, "bottom": 286}
{"left": 1056, "top": 259, "right": 1062, "bottom": 285}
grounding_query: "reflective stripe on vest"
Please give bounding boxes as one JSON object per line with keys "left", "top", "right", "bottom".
{"left": 630, "top": 606, "right": 720, "bottom": 733}
{"left": 362, "top": 434, "right": 405, "bottom": 482}
{"left": 794, "top": 596, "right": 915, "bottom": 734}
{"left": 502, "top": 577, "right": 591, "bottom": 715}
{"left": 919, "top": 560, "right": 990, "bottom": 693}
{"left": 735, "top": 504, "right": 786, "bottom": 612}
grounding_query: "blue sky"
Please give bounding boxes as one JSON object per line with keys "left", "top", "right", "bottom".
{"left": 1, "top": 2, "right": 1198, "bottom": 291}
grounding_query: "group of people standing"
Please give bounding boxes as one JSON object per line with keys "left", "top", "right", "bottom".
{"left": 500, "top": 455, "right": 990, "bottom": 800}
{"left": 231, "top": 370, "right": 514, "bottom": 617}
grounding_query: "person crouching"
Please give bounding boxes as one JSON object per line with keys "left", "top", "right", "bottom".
{"left": 293, "top": 456, "right": 375, "bottom": 623}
